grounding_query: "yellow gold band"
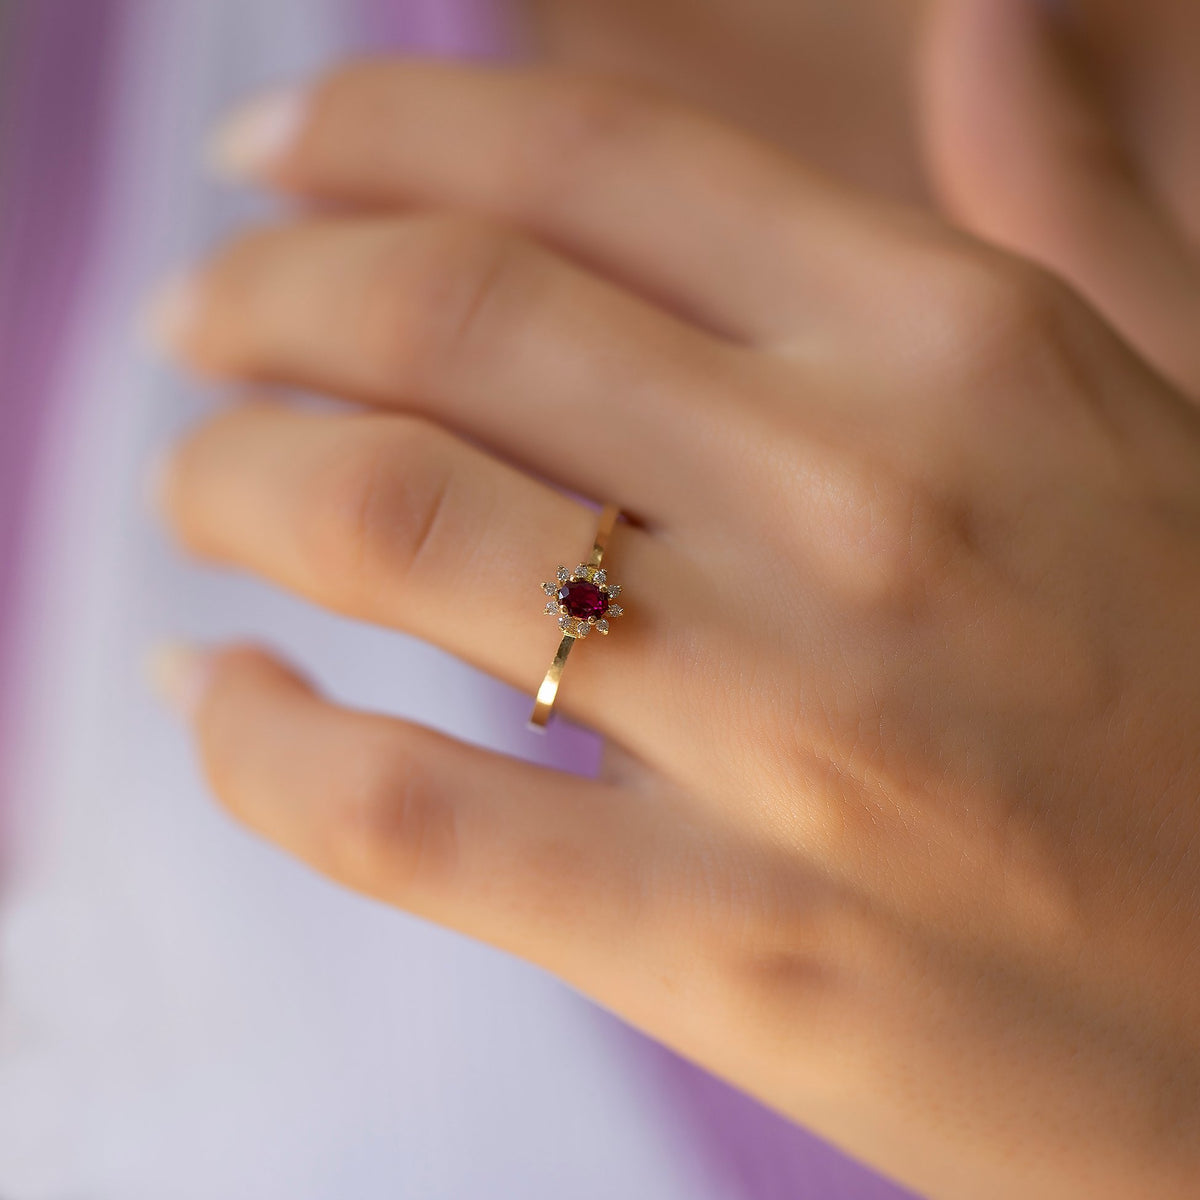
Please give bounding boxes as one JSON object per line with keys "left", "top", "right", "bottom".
{"left": 529, "top": 503, "right": 622, "bottom": 729}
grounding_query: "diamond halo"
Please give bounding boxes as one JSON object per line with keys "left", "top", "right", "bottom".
{"left": 540, "top": 562, "right": 626, "bottom": 639}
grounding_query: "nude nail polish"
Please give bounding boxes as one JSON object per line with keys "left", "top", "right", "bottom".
{"left": 205, "top": 86, "right": 307, "bottom": 180}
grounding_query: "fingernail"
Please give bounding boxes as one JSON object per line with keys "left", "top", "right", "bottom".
{"left": 206, "top": 86, "right": 306, "bottom": 180}
{"left": 139, "top": 269, "right": 199, "bottom": 353}
{"left": 145, "top": 641, "right": 214, "bottom": 719}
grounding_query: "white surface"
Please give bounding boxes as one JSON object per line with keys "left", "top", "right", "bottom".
{"left": 0, "top": 3, "right": 712, "bottom": 1196}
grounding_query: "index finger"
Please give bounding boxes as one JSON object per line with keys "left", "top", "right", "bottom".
{"left": 211, "top": 61, "right": 894, "bottom": 345}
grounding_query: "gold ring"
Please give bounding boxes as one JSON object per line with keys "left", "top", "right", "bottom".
{"left": 529, "top": 503, "right": 625, "bottom": 729}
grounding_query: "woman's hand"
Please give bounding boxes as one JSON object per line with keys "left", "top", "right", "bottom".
{"left": 153, "top": 63, "right": 1200, "bottom": 1200}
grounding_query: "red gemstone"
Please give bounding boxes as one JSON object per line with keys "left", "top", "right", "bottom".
{"left": 557, "top": 580, "right": 609, "bottom": 620}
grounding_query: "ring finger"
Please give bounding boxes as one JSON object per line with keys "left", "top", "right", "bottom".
{"left": 162, "top": 401, "right": 710, "bottom": 761}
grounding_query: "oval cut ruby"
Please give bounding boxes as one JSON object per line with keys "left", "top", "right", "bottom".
{"left": 557, "top": 579, "right": 609, "bottom": 620}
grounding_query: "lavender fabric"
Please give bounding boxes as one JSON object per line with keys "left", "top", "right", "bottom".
{"left": 0, "top": 0, "right": 127, "bottom": 834}
{"left": 0, "top": 0, "right": 918, "bottom": 1195}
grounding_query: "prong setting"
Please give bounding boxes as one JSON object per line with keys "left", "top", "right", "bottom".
{"left": 541, "top": 560, "right": 626, "bottom": 638}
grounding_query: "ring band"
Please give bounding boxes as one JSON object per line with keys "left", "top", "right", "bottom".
{"left": 529, "top": 503, "right": 624, "bottom": 729}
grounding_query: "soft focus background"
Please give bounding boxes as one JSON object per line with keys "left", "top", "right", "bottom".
{"left": 0, "top": 2, "right": 916, "bottom": 1196}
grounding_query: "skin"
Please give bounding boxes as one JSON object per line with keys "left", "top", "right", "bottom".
{"left": 152, "top": 29, "right": 1200, "bottom": 1200}
{"left": 525, "top": 0, "right": 1200, "bottom": 394}
{"left": 523, "top": 0, "right": 928, "bottom": 200}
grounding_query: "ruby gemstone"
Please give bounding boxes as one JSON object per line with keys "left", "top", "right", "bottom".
{"left": 557, "top": 580, "right": 609, "bottom": 620}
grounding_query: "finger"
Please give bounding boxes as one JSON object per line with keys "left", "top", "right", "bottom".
{"left": 158, "top": 214, "right": 735, "bottom": 526}
{"left": 174, "top": 643, "right": 681, "bottom": 999}
{"left": 919, "top": 0, "right": 1200, "bottom": 397}
{"left": 207, "top": 61, "right": 895, "bottom": 345}
{"left": 162, "top": 403, "right": 705, "bottom": 757}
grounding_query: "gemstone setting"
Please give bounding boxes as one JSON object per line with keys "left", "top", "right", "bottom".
{"left": 541, "top": 563, "right": 625, "bottom": 638}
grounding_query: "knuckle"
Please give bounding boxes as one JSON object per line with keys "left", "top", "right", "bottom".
{"left": 296, "top": 419, "right": 458, "bottom": 607}
{"left": 858, "top": 475, "right": 972, "bottom": 612}
{"left": 695, "top": 875, "right": 885, "bottom": 1065}
{"left": 803, "top": 450, "right": 973, "bottom": 616}
{"left": 355, "top": 217, "right": 524, "bottom": 389}
{"left": 322, "top": 733, "right": 459, "bottom": 897}
{"left": 921, "top": 252, "right": 1070, "bottom": 387}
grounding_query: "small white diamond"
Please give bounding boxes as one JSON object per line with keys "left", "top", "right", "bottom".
{"left": 595, "top": 619, "right": 609, "bottom": 634}
{"left": 575, "top": 563, "right": 590, "bottom": 578}
{"left": 557, "top": 566, "right": 569, "bottom": 582}
{"left": 594, "top": 570, "right": 607, "bottom": 586}
{"left": 559, "top": 615, "right": 573, "bottom": 631}
{"left": 542, "top": 581, "right": 557, "bottom": 596}
{"left": 608, "top": 604, "right": 623, "bottom": 617}
{"left": 545, "top": 601, "right": 558, "bottom": 615}
{"left": 605, "top": 584, "right": 621, "bottom": 599}
{"left": 575, "top": 622, "right": 590, "bottom": 637}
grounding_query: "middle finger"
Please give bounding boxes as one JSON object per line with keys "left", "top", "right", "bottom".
{"left": 159, "top": 213, "right": 741, "bottom": 529}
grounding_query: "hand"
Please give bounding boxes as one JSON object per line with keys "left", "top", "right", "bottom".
{"left": 152, "top": 63, "right": 1200, "bottom": 1200}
